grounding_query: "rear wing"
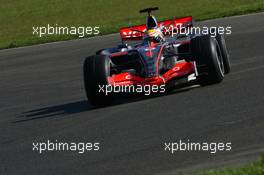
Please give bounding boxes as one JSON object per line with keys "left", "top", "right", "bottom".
{"left": 119, "top": 16, "right": 193, "bottom": 41}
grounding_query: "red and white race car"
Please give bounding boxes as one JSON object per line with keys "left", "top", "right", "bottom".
{"left": 83, "top": 7, "right": 231, "bottom": 106}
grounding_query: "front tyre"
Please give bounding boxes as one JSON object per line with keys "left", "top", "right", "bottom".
{"left": 191, "top": 35, "right": 225, "bottom": 85}
{"left": 216, "top": 34, "right": 231, "bottom": 74}
{"left": 83, "top": 55, "right": 112, "bottom": 106}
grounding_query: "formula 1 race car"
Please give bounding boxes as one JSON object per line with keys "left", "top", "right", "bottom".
{"left": 83, "top": 7, "right": 231, "bottom": 106}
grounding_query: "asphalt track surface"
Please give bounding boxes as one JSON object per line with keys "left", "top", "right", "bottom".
{"left": 1, "top": 13, "right": 264, "bottom": 175}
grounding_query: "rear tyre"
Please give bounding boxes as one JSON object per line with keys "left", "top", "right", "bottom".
{"left": 191, "top": 35, "right": 225, "bottom": 85}
{"left": 216, "top": 34, "right": 231, "bottom": 74}
{"left": 83, "top": 55, "right": 112, "bottom": 106}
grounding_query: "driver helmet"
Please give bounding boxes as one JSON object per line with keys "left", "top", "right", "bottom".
{"left": 146, "top": 28, "right": 164, "bottom": 43}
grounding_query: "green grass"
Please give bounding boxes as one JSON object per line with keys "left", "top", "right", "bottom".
{"left": 0, "top": 0, "right": 264, "bottom": 49}
{"left": 197, "top": 154, "right": 264, "bottom": 175}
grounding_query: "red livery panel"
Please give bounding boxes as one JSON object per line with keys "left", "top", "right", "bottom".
{"left": 108, "top": 61, "right": 195, "bottom": 86}
{"left": 119, "top": 16, "right": 193, "bottom": 40}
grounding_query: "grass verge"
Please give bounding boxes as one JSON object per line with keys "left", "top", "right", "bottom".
{"left": 197, "top": 154, "right": 264, "bottom": 175}
{"left": 0, "top": 0, "right": 264, "bottom": 49}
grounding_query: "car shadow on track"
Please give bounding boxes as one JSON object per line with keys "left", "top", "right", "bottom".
{"left": 15, "top": 100, "right": 95, "bottom": 123}
{"left": 16, "top": 84, "right": 200, "bottom": 123}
